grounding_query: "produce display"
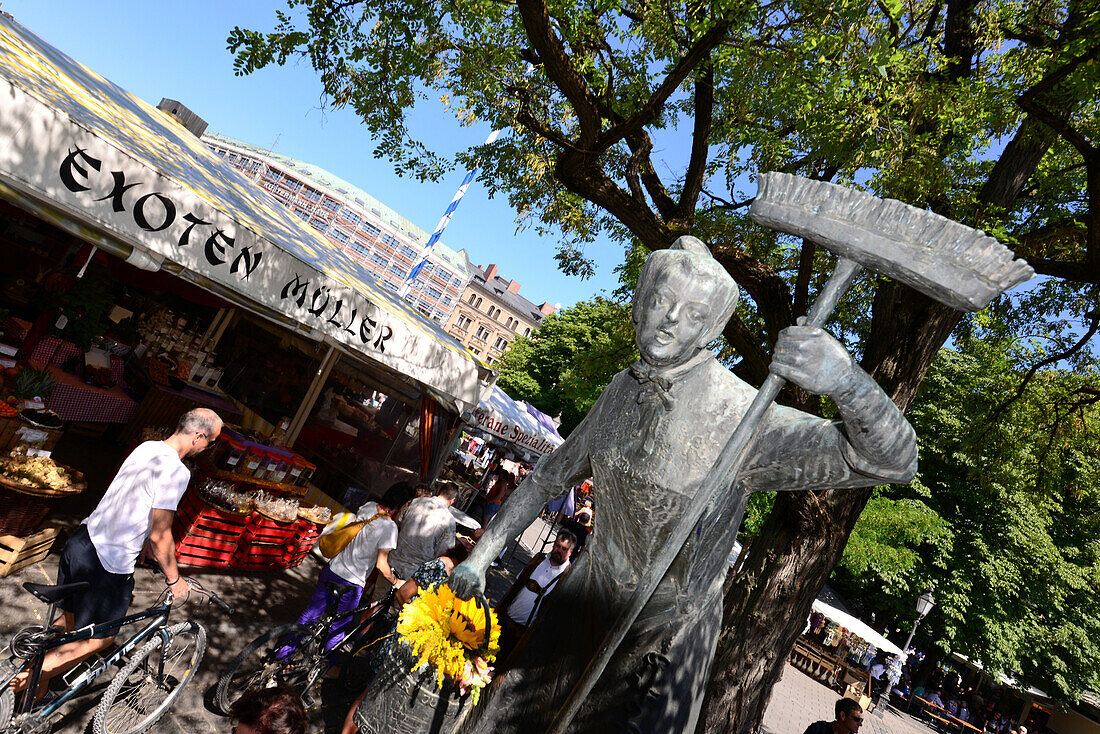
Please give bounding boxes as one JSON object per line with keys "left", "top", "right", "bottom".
{"left": 0, "top": 448, "right": 78, "bottom": 493}
{"left": 11, "top": 367, "right": 54, "bottom": 400}
{"left": 252, "top": 490, "right": 299, "bottom": 522}
{"left": 18, "top": 409, "right": 63, "bottom": 429}
{"left": 0, "top": 402, "right": 16, "bottom": 417}
{"left": 197, "top": 479, "right": 253, "bottom": 514}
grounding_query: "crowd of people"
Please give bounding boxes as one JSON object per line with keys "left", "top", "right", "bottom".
{"left": 3, "top": 407, "right": 600, "bottom": 733}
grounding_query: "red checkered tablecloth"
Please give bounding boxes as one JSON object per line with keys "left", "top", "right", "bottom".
{"left": 31, "top": 363, "right": 138, "bottom": 424}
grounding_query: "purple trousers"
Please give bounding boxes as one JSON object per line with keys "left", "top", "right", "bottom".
{"left": 277, "top": 565, "right": 363, "bottom": 658}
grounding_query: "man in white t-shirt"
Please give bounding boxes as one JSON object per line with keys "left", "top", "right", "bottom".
{"left": 382, "top": 485, "right": 459, "bottom": 593}
{"left": 280, "top": 483, "right": 415, "bottom": 656}
{"left": 496, "top": 530, "right": 576, "bottom": 660}
{"left": 12, "top": 408, "right": 221, "bottom": 699}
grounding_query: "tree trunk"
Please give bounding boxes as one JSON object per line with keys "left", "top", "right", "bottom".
{"left": 696, "top": 86, "right": 1059, "bottom": 732}
{"left": 696, "top": 297, "right": 960, "bottom": 734}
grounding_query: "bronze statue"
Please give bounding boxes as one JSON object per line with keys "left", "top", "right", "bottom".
{"left": 449, "top": 236, "right": 918, "bottom": 733}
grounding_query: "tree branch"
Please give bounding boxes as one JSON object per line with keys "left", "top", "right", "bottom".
{"left": 595, "top": 16, "right": 735, "bottom": 153}
{"left": 679, "top": 63, "right": 715, "bottom": 218}
{"left": 516, "top": 0, "right": 603, "bottom": 147}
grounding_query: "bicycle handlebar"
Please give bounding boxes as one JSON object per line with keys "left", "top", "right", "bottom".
{"left": 140, "top": 559, "right": 234, "bottom": 615}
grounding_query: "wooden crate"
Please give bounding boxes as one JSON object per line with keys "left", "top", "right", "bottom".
{"left": 0, "top": 526, "right": 59, "bottom": 578}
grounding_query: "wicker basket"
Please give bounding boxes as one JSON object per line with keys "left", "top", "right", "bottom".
{"left": 0, "top": 467, "right": 86, "bottom": 536}
{"left": 352, "top": 641, "right": 469, "bottom": 734}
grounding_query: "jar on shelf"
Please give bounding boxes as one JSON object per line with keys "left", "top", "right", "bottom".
{"left": 213, "top": 436, "right": 248, "bottom": 472}
{"left": 264, "top": 450, "right": 290, "bottom": 484}
{"left": 290, "top": 455, "right": 316, "bottom": 487}
{"left": 241, "top": 445, "right": 265, "bottom": 477}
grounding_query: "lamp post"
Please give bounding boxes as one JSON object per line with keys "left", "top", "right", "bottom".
{"left": 877, "top": 591, "right": 935, "bottom": 715}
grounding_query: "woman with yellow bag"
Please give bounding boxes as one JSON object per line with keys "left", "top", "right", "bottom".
{"left": 277, "top": 483, "right": 416, "bottom": 658}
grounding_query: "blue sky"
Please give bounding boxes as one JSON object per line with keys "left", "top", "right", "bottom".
{"left": 3, "top": 0, "right": 627, "bottom": 309}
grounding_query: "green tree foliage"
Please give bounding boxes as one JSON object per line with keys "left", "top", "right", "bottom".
{"left": 495, "top": 297, "right": 637, "bottom": 435}
{"left": 831, "top": 316, "right": 1100, "bottom": 702}
{"left": 228, "top": 1, "right": 1099, "bottom": 729}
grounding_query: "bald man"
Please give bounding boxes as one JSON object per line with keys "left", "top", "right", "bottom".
{"left": 11, "top": 408, "right": 222, "bottom": 698}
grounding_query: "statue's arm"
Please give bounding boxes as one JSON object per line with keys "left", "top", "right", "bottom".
{"left": 450, "top": 383, "right": 603, "bottom": 598}
{"left": 747, "top": 325, "right": 917, "bottom": 491}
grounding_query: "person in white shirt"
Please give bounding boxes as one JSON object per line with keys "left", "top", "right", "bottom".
{"left": 378, "top": 485, "right": 459, "bottom": 599}
{"left": 279, "top": 483, "right": 415, "bottom": 657}
{"left": 496, "top": 530, "right": 576, "bottom": 660}
{"left": 12, "top": 408, "right": 221, "bottom": 699}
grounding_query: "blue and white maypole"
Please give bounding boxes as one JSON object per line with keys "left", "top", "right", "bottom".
{"left": 400, "top": 128, "right": 502, "bottom": 297}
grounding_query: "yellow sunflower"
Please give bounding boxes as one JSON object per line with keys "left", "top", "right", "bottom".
{"left": 396, "top": 584, "right": 502, "bottom": 691}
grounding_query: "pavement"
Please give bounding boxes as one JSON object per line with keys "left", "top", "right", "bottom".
{"left": 762, "top": 664, "right": 940, "bottom": 734}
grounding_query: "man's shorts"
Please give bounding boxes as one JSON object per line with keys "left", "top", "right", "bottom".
{"left": 56, "top": 525, "right": 135, "bottom": 638}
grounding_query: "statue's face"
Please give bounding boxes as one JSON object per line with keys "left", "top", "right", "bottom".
{"left": 635, "top": 268, "right": 718, "bottom": 368}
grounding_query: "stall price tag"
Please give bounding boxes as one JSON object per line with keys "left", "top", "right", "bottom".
{"left": 27, "top": 448, "right": 52, "bottom": 458}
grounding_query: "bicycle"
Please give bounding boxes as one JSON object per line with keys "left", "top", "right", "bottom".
{"left": 214, "top": 582, "right": 393, "bottom": 714}
{"left": 0, "top": 566, "right": 233, "bottom": 734}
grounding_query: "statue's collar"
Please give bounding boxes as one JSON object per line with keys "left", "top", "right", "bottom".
{"left": 631, "top": 349, "right": 713, "bottom": 386}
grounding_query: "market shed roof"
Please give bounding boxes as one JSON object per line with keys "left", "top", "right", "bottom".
{"left": 0, "top": 14, "right": 488, "bottom": 410}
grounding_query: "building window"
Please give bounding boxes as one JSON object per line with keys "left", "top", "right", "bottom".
{"left": 470, "top": 347, "right": 481, "bottom": 356}
{"left": 341, "top": 209, "right": 361, "bottom": 226}
{"left": 330, "top": 229, "right": 350, "bottom": 244}
{"left": 351, "top": 241, "right": 370, "bottom": 257}
{"left": 452, "top": 276, "right": 463, "bottom": 288}
{"left": 494, "top": 336, "right": 508, "bottom": 350}
{"left": 381, "top": 234, "right": 401, "bottom": 248}
{"left": 389, "top": 263, "right": 408, "bottom": 279}
{"left": 426, "top": 286, "right": 443, "bottom": 300}
{"left": 264, "top": 170, "right": 280, "bottom": 182}
{"left": 359, "top": 222, "right": 381, "bottom": 238}
{"left": 303, "top": 187, "right": 321, "bottom": 202}
{"left": 370, "top": 252, "right": 388, "bottom": 268}
{"left": 293, "top": 208, "right": 309, "bottom": 220}
{"left": 433, "top": 310, "right": 446, "bottom": 321}
{"left": 321, "top": 198, "right": 339, "bottom": 211}
{"left": 441, "top": 295, "right": 452, "bottom": 306}
{"left": 524, "top": 327, "right": 532, "bottom": 337}
{"left": 399, "top": 245, "right": 418, "bottom": 260}
{"left": 456, "top": 315, "right": 472, "bottom": 331}
{"left": 286, "top": 179, "right": 303, "bottom": 192}
{"left": 475, "top": 326, "right": 490, "bottom": 342}
{"left": 382, "top": 280, "right": 400, "bottom": 292}
{"left": 404, "top": 293, "right": 417, "bottom": 303}
{"left": 487, "top": 306, "right": 501, "bottom": 320}
{"left": 309, "top": 218, "right": 328, "bottom": 231}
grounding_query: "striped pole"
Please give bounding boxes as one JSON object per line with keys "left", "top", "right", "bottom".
{"left": 400, "top": 128, "right": 502, "bottom": 297}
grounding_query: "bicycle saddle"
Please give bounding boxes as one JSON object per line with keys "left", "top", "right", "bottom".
{"left": 324, "top": 581, "right": 355, "bottom": 601}
{"left": 23, "top": 581, "right": 90, "bottom": 604}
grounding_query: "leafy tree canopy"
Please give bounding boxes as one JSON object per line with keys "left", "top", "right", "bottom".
{"left": 831, "top": 311, "right": 1100, "bottom": 703}
{"left": 495, "top": 297, "right": 636, "bottom": 435}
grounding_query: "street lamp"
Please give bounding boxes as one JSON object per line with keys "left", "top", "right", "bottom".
{"left": 877, "top": 591, "right": 935, "bottom": 715}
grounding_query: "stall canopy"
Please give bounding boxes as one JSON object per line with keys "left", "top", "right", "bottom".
{"left": 470, "top": 385, "right": 564, "bottom": 458}
{"left": 0, "top": 15, "right": 488, "bottom": 412}
{"left": 811, "top": 599, "right": 907, "bottom": 659}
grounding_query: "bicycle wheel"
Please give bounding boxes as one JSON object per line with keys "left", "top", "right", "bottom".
{"left": 213, "top": 623, "right": 328, "bottom": 715}
{"left": 92, "top": 621, "right": 206, "bottom": 734}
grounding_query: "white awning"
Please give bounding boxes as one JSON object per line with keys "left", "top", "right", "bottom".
{"left": 811, "top": 599, "right": 908, "bottom": 659}
{"left": 469, "top": 385, "right": 564, "bottom": 457}
{"left": 0, "top": 16, "right": 487, "bottom": 412}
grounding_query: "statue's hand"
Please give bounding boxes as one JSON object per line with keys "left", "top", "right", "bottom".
{"left": 447, "top": 561, "right": 485, "bottom": 601}
{"left": 771, "top": 322, "right": 856, "bottom": 397}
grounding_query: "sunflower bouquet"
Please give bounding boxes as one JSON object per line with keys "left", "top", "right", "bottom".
{"left": 395, "top": 583, "right": 501, "bottom": 704}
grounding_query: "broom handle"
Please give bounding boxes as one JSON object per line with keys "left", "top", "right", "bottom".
{"left": 547, "top": 257, "right": 862, "bottom": 734}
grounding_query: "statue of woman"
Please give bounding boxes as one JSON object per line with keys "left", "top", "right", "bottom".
{"left": 449, "top": 236, "right": 917, "bottom": 733}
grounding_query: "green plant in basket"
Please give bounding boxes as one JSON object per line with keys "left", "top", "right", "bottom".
{"left": 12, "top": 367, "right": 55, "bottom": 400}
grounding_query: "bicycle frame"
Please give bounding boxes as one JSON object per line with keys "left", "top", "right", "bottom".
{"left": 1, "top": 601, "right": 172, "bottom": 724}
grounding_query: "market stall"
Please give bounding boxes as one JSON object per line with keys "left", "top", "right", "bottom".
{"left": 0, "top": 15, "right": 490, "bottom": 571}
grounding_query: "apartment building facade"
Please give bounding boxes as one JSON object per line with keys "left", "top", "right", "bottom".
{"left": 203, "top": 133, "right": 471, "bottom": 324}
{"left": 445, "top": 263, "right": 556, "bottom": 365}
